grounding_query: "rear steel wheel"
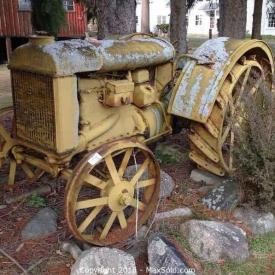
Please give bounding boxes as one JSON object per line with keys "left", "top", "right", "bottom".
{"left": 189, "top": 58, "right": 269, "bottom": 176}
{"left": 65, "top": 139, "right": 160, "bottom": 246}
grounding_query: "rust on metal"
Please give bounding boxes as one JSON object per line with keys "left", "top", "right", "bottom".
{"left": 168, "top": 38, "right": 274, "bottom": 123}
{"left": 1, "top": 34, "right": 274, "bottom": 244}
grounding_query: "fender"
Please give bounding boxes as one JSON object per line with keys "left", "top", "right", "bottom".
{"left": 168, "top": 37, "right": 274, "bottom": 123}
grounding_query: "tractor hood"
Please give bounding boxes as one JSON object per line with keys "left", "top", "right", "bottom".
{"left": 168, "top": 37, "right": 274, "bottom": 123}
{"left": 9, "top": 36, "right": 175, "bottom": 76}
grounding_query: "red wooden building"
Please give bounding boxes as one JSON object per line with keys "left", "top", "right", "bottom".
{"left": 0, "top": 0, "right": 87, "bottom": 63}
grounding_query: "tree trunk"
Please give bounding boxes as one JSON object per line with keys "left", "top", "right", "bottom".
{"left": 252, "top": 0, "right": 263, "bottom": 39}
{"left": 170, "top": 0, "right": 188, "bottom": 55}
{"left": 141, "top": 0, "right": 150, "bottom": 33}
{"left": 95, "top": 0, "right": 136, "bottom": 39}
{"left": 219, "top": 0, "right": 247, "bottom": 39}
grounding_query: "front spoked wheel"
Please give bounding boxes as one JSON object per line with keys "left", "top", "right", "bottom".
{"left": 65, "top": 139, "right": 160, "bottom": 246}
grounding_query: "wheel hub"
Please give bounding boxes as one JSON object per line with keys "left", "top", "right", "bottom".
{"left": 107, "top": 181, "right": 134, "bottom": 212}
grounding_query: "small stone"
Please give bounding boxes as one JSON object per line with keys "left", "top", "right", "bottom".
{"left": 190, "top": 169, "right": 223, "bottom": 185}
{"left": 202, "top": 179, "right": 241, "bottom": 211}
{"left": 155, "top": 208, "right": 193, "bottom": 221}
{"left": 180, "top": 220, "right": 249, "bottom": 262}
{"left": 71, "top": 247, "right": 137, "bottom": 275}
{"left": 0, "top": 205, "right": 7, "bottom": 210}
{"left": 21, "top": 208, "right": 57, "bottom": 240}
{"left": 137, "top": 225, "right": 149, "bottom": 240}
{"left": 60, "top": 241, "right": 82, "bottom": 260}
{"left": 148, "top": 234, "right": 194, "bottom": 275}
{"left": 233, "top": 208, "right": 275, "bottom": 235}
{"left": 159, "top": 170, "right": 175, "bottom": 198}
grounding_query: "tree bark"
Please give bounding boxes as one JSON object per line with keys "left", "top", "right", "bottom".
{"left": 219, "top": 0, "right": 247, "bottom": 39}
{"left": 252, "top": 0, "right": 263, "bottom": 39}
{"left": 141, "top": 0, "right": 150, "bottom": 33}
{"left": 95, "top": 0, "right": 136, "bottom": 39}
{"left": 170, "top": 0, "right": 188, "bottom": 55}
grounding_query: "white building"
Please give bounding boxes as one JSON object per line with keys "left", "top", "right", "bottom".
{"left": 136, "top": 0, "right": 275, "bottom": 36}
{"left": 136, "top": 0, "right": 170, "bottom": 33}
{"left": 187, "top": 0, "right": 219, "bottom": 36}
{"left": 246, "top": 0, "right": 275, "bottom": 36}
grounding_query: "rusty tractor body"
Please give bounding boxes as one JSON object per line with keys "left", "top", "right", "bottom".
{"left": 0, "top": 34, "right": 273, "bottom": 245}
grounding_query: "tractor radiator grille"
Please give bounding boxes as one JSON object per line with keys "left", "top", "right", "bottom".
{"left": 11, "top": 71, "right": 56, "bottom": 150}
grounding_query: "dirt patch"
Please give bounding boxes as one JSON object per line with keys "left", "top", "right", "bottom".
{"left": 0, "top": 67, "right": 11, "bottom": 97}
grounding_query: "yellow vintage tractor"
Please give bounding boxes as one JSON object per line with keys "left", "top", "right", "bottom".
{"left": 0, "top": 34, "right": 273, "bottom": 246}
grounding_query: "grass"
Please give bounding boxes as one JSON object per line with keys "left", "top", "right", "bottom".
{"left": 26, "top": 193, "right": 47, "bottom": 208}
{"left": 187, "top": 35, "right": 275, "bottom": 55}
{"left": 203, "top": 232, "right": 275, "bottom": 274}
{"left": 187, "top": 35, "right": 209, "bottom": 50}
{"left": 0, "top": 64, "right": 8, "bottom": 71}
{"left": 0, "top": 95, "right": 12, "bottom": 109}
{"left": 159, "top": 220, "right": 275, "bottom": 275}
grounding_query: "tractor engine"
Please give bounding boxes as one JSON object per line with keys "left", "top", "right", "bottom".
{"left": 9, "top": 36, "right": 175, "bottom": 158}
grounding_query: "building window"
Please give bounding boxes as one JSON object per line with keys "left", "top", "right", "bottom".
{"left": 195, "top": 15, "right": 202, "bottom": 26}
{"left": 63, "top": 0, "right": 74, "bottom": 11}
{"left": 18, "top": 0, "right": 31, "bottom": 11}
{"left": 268, "top": 13, "right": 275, "bottom": 28}
{"left": 157, "top": 15, "right": 167, "bottom": 25}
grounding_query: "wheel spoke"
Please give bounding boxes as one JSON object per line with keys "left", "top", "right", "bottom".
{"left": 78, "top": 206, "right": 104, "bottom": 233}
{"left": 100, "top": 212, "right": 117, "bottom": 240}
{"left": 130, "top": 158, "right": 150, "bottom": 187}
{"left": 130, "top": 198, "right": 146, "bottom": 211}
{"left": 249, "top": 75, "right": 264, "bottom": 95}
{"left": 221, "top": 125, "right": 231, "bottom": 146}
{"left": 76, "top": 197, "right": 108, "bottom": 210}
{"left": 117, "top": 211, "right": 127, "bottom": 229}
{"left": 118, "top": 148, "right": 133, "bottom": 177}
{"left": 84, "top": 174, "right": 108, "bottom": 190}
{"left": 136, "top": 178, "right": 155, "bottom": 188}
{"left": 235, "top": 67, "right": 252, "bottom": 107}
{"left": 105, "top": 155, "right": 121, "bottom": 185}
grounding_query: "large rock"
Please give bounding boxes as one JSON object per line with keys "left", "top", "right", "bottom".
{"left": 190, "top": 169, "right": 222, "bottom": 185}
{"left": 148, "top": 234, "right": 195, "bottom": 275}
{"left": 21, "top": 207, "right": 57, "bottom": 240}
{"left": 233, "top": 207, "right": 275, "bottom": 235}
{"left": 202, "top": 179, "right": 241, "bottom": 211}
{"left": 125, "top": 166, "right": 175, "bottom": 198}
{"left": 71, "top": 247, "right": 137, "bottom": 275}
{"left": 155, "top": 142, "right": 187, "bottom": 164}
{"left": 155, "top": 208, "right": 193, "bottom": 221}
{"left": 180, "top": 220, "right": 249, "bottom": 262}
{"left": 159, "top": 170, "right": 175, "bottom": 198}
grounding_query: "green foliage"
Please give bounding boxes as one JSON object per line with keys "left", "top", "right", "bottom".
{"left": 249, "top": 232, "right": 275, "bottom": 254}
{"left": 30, "top": 0, "right": 67, "bottom": 36}
{"left": 233, "top": 77, "right": 275, "bottom": 211}
{"left": 26, "top": 193, "right": 47, "bottom": 208}
{"left": 204, "top": 232, "right": 275, "bottom": 274}
{"left": 156, "top": 24, "right": 169, "bottom": 34}
{"left": 155, "top": 143, "right": 188, "bottom": 164}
